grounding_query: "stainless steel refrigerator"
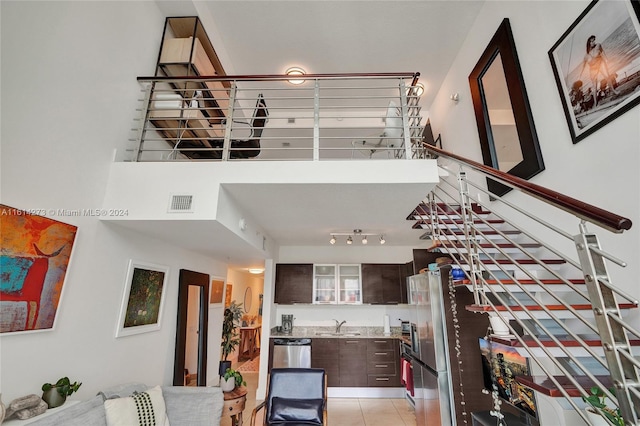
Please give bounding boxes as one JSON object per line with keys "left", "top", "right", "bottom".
{"left": 407, "top": 270, "right": 455, "bottom": 426}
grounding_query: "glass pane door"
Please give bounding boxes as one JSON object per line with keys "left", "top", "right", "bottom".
{"left": 338, "top": 264, "right": 362, "bottom": 304}
{"left": 313, "top": 265, "right": 336, "bottom": 304}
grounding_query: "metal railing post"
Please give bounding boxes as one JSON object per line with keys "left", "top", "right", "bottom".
{"left": 133, "top": 83, "right": 153, "bottom": 162}
{"left": 313, "top": 80, "right": 320, "bottom": 161}
{"left": 457, "top": 170, "right": 483, "bottom": 305}
{"left": 399, "top": 79, "right": 412, "bottom": 159}
{"left": 574, "top": 223, "right": 639, "bottom": 424}
{"left": 221, "top": 83, "right": 237, "bottom": 161}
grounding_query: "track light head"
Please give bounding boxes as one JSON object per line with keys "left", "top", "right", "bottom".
{"left": 346, "top": 236, "right": 353, "bottom": 245}
{"left": 379, "top": 235, "right": 386, "bottom": 245}
{"left": 362, "top": 236, "right": 368, "bottom": 245}
{"left": 330, "top": 235, "right": 336, "bottom": 245}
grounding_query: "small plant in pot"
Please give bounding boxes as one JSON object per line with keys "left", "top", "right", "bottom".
{"left": 41, "top": 377, "right": 82, "bottom": 409}
{"left": 219, "top": 300, "right": 243, "bottom": 376}
{"left": 582, "top": 386, "right": 624, "bottom": 426}
{"left": 220, "top": 368, "right": 246, "bottom": 392}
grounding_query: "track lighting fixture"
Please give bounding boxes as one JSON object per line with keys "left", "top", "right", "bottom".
{"left": 328, "top": 229, "right": 386, "bottom": 245}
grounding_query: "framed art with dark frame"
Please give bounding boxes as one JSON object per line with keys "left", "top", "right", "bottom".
{"left": 549, "top": 0, "right": 640, "bottom": 143}
{"left": 116, "top": 259, "right": 169, "bottom": 337}
{"left": 469, "top": 18, "right": 544, "bottom": 197}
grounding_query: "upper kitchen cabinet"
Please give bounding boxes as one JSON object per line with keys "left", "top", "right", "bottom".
{"left": 313, "top": 264, "right": 362, "bottom": 305}
{"left": 362, "top": 263, "right": 406, "bottom": 304}
{"left": 274, "top": 264, "right": 314, "bottom": 304}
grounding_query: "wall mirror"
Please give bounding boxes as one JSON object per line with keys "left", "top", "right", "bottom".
{"left": 243, "top": 287, "right": 252, "bottom": 314}
{"left": 469, "top": 18, "right": 544, "bottom": 197}
{"left": 174, "top": 269, "right": 209, "bottom": 386}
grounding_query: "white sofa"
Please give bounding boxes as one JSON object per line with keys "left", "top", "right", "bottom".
{"left": 25, "top": 383, "right": 223, "bottom": 426}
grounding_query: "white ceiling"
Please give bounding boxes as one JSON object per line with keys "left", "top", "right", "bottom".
{"left": 143, "top": 1, "right": 485, "bottom": 269}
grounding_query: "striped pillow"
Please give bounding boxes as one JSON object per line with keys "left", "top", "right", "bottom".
{"left": 104, "top": 385, "right": 170, "bottom": 426}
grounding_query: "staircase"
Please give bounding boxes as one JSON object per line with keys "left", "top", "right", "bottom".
{"left": 414, "top": 146, "right": 639, "bottom": 426}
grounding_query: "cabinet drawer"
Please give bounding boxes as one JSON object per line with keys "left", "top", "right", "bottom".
{"left": 312, "top": 338, "right": 340, "bottom": 356}
{"left": 339, "top": 339, "right": 367, "bottom": 357}
{"left": 367, "top": 361, "right": 397, "bottom": 375}
{"left": 367, "top": 350, "right": 396, "bottom": 363}
{"left": 367, "top": 339, "right": 396, "bottom": 351}
{"left": 367, "top": 375, "right": 401, "bottom": 387}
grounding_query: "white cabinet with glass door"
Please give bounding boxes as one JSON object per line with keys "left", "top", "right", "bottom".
{"left": 313, "top": 264, "right": 362, "bottom": 304}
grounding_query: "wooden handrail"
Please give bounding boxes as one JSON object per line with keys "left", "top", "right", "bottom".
{"left": 137, "top": 72, "right": 419, "bottom": 83}
{"left": 424, "top": 143, "right": 632, "bottom": 233}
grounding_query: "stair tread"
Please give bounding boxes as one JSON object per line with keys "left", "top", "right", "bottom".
{"left": 466, "top": 303, "right": 638, "bottom": 312}
{"left": 408, "top": 202, "right": 491, "bottom": 218}
{"left": 414, "top": 226, "right": 521, "bottom": 235}
{"left": 457, "top": 279, "right": 585, "bottom": 285}
{"left": 411, "top": 218, "right": 505, "bottom": 224}
{"left": 459, "top": 258, "right": 567, "bottom": 265}
{"left": 516, "top": 375, "right": 613, "bottom": 398}
{"left": 442, "top": 242, "right": 542, "bottom": 248}
{"left": 490, "top": 334, "right": 640, "bottom": 348}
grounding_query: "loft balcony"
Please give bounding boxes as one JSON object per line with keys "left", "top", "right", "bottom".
{"left": 129, "top": 73, "right": 429, "bottom": 162}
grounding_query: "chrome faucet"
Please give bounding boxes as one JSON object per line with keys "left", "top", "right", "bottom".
{"left": 334, "top": 319, "right": 347, "bottom": 334}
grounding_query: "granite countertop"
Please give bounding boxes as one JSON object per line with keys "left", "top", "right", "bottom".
{"left": 270, "top": 326, "right": 402, "bottom": 339}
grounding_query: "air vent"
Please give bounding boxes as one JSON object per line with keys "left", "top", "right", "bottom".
{"left": 168, "top": 195, "right": 194, "bottom": 213}
{"left": 287, "top": 117, "right": 296, "bottom": 124}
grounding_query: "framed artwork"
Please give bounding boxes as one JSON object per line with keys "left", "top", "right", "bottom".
{"left": 549, "top": 0, "right": 640, "bottom": 143}
{"left": 210, "top": 278, "right": 224, "bottom": 304}
{"left": 0, "top": 205, "right": 78, "bottom": 334}
{"left": 116, "top": 260, "right": 169, "bottom": 337}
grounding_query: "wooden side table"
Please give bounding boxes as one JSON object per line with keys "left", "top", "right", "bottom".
{"left": 222, "top": 386, "right": 247, "bottom": 426}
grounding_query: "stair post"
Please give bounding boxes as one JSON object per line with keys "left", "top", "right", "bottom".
{"left": 574, "top": 222, "right": 639, "bottom": 424}
{"left": 457, "top": 171, "right": 483, "bottom": 306}
{"left": 221, "top": 83, "right": 237, "bottom": 161}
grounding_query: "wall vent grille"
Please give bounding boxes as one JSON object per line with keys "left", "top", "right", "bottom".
{"left": 168, "top": 195, "right": 194, "bottom": 213}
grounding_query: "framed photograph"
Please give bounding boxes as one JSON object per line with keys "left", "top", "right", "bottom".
{"left": 549, "top": 0, "right": 640, "bottom": 143}
{"left": 116, "top": 260, "right": 169, "bottom": 337}
{"left": 224, "top": 283, "right": 233, "bottom": 307}
{"left": 0, "top": 205, "right": 78, "bottom": 334}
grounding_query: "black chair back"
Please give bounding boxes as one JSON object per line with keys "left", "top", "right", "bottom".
{"left": 266, "top": 368, "right": 326, "bottom": 424}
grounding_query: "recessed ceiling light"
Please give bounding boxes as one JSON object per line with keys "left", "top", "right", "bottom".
{"left": 248, "top": 268, "right": 264, "bottom": 274}
{"left": 286, "top": 67, "right": 306, "bottom": 85}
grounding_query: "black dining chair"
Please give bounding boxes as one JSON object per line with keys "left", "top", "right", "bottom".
{"left": 250, "top": 368, "right": 327, "bottom": 426}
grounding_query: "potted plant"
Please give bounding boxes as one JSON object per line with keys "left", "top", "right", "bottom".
{"left": 220, "top": 368, "right": 246, "bottom": 392}
{"left": 582, "top": 386, "right": 624, "bottom": 426}
{"left": 41, "top": 377, "right": 82, "bottom": 409}
{"left": 219, "top": 300, "right": 243, "bottom": 376}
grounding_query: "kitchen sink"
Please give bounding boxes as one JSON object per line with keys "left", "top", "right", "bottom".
{"left": 314, "top": 332, "right": 361, "bottom": 337}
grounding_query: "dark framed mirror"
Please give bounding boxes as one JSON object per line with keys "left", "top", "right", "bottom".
{"left": 469, "top": 18, "right": 544, "bottom": 197}
{"left": 173, "top": 269, "right": 209, "bottom": 386}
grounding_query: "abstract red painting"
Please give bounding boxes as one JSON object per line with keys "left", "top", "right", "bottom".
{"left": 0, "top": 205, "right": 78, "bottom": 333}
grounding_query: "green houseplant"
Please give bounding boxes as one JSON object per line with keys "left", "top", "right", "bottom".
{"left": 219, "top": 300, "right": 243, "bottom": 376}
{"left": 223, "top": 368, "right": 246, "bottom": 388}
{"left": 41, "top": 377, "right": 82, "bottom": 409}
{"left": 582, "top": 386, "right": 624, "bottom": 426}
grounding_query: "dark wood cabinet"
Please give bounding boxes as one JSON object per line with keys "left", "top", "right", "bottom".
{"left": 274, "top": 264, "right": 313, "bottom": 304}
{"left": 310, "top": 338, "right": 400, "bottom": 388}
{"left": 311, "top": 338, "right": 340, "bottom": 386}
{"left": 362, "top": 263, "right": 405, "bottom": 304}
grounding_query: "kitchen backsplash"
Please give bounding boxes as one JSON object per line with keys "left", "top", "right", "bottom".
{"left": 273, "top": 303, "right": 413, "bottom": 328}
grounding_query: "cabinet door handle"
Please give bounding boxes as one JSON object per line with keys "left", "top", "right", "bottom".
{"left": 374, "top": 352, "right": 387, "bottom": 355}
{"left": 346, "top": 340, "right": 359, "bottom": 344}
{"left": 374, "top": 340, "right": 387, "bottom": 343}
{"left": 375, "top": 364, "right": 388, "bottom": 368}
{"left": 375, "top": 377, "right": 390, "bottom": 381}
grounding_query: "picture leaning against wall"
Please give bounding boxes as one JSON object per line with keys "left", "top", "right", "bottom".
{"left": 0, "top": 205, "right": 78, "bottom": 334}
{"left": 549, "top": 0, "right": 640, "bottom": 143}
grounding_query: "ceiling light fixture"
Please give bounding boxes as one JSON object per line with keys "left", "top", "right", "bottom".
{"left": 248, "top": 268, "right": 264, "bottom": 274}
{"left": 285, "top": 67, "right": 306, "bottom": 85}
{"left": 328, "top": 229, "right": 386, "bottom": 245}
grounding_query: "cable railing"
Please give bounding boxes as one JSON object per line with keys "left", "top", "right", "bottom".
{"left": 127, "top": 72, "right": 424, "bottom": 162}
{"left": 419, "top": 143, "right": 638, "bottom": 425}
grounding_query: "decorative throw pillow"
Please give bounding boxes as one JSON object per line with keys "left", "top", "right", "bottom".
{"left": 268, "top": 397, "right": 324, "bottom": 424}
{"left": 104, "top": 385, "right": 170, "bottom": 426}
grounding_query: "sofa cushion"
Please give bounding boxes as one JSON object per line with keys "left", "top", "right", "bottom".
{"left": 28, "top": 395, "right": 106, "bottom": 426}
{"left": 97, "top": 382, "right": 148, "bottom": 400}
{"left": 162, "top": 386, "right": 223, "bottom": 425}
{"left": 268, "top": 397, "right": 324, "bottom": 425}
{"left": 104, "top": 385, "right": 169, "bottom": 426}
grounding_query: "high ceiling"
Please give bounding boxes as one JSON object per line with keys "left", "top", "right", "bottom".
{"left": 145, "top": 1, "right": 486, "bottom": 268}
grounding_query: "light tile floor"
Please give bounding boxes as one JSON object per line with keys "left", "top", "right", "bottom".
{"left": 220, "top": 372, "right": 417, "bottom": 426}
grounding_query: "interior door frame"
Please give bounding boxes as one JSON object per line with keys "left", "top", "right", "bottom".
{"left": 173, "top": 269, "right": 210, "bottom": 386}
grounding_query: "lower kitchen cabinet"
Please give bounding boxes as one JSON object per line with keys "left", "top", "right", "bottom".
{"left": 310, "top": 338, "right": 400, "bottom": 387}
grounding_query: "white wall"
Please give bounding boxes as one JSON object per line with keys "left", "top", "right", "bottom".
{"left": 428, "top": 0, "right": 639, "bottom": 300}
{"left": 0, "top": 1, "right": 229, "bottom": 401}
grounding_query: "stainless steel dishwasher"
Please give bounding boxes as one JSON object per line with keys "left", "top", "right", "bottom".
{"left": 272, "top": 337, "right": 312, "bottom": 368}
